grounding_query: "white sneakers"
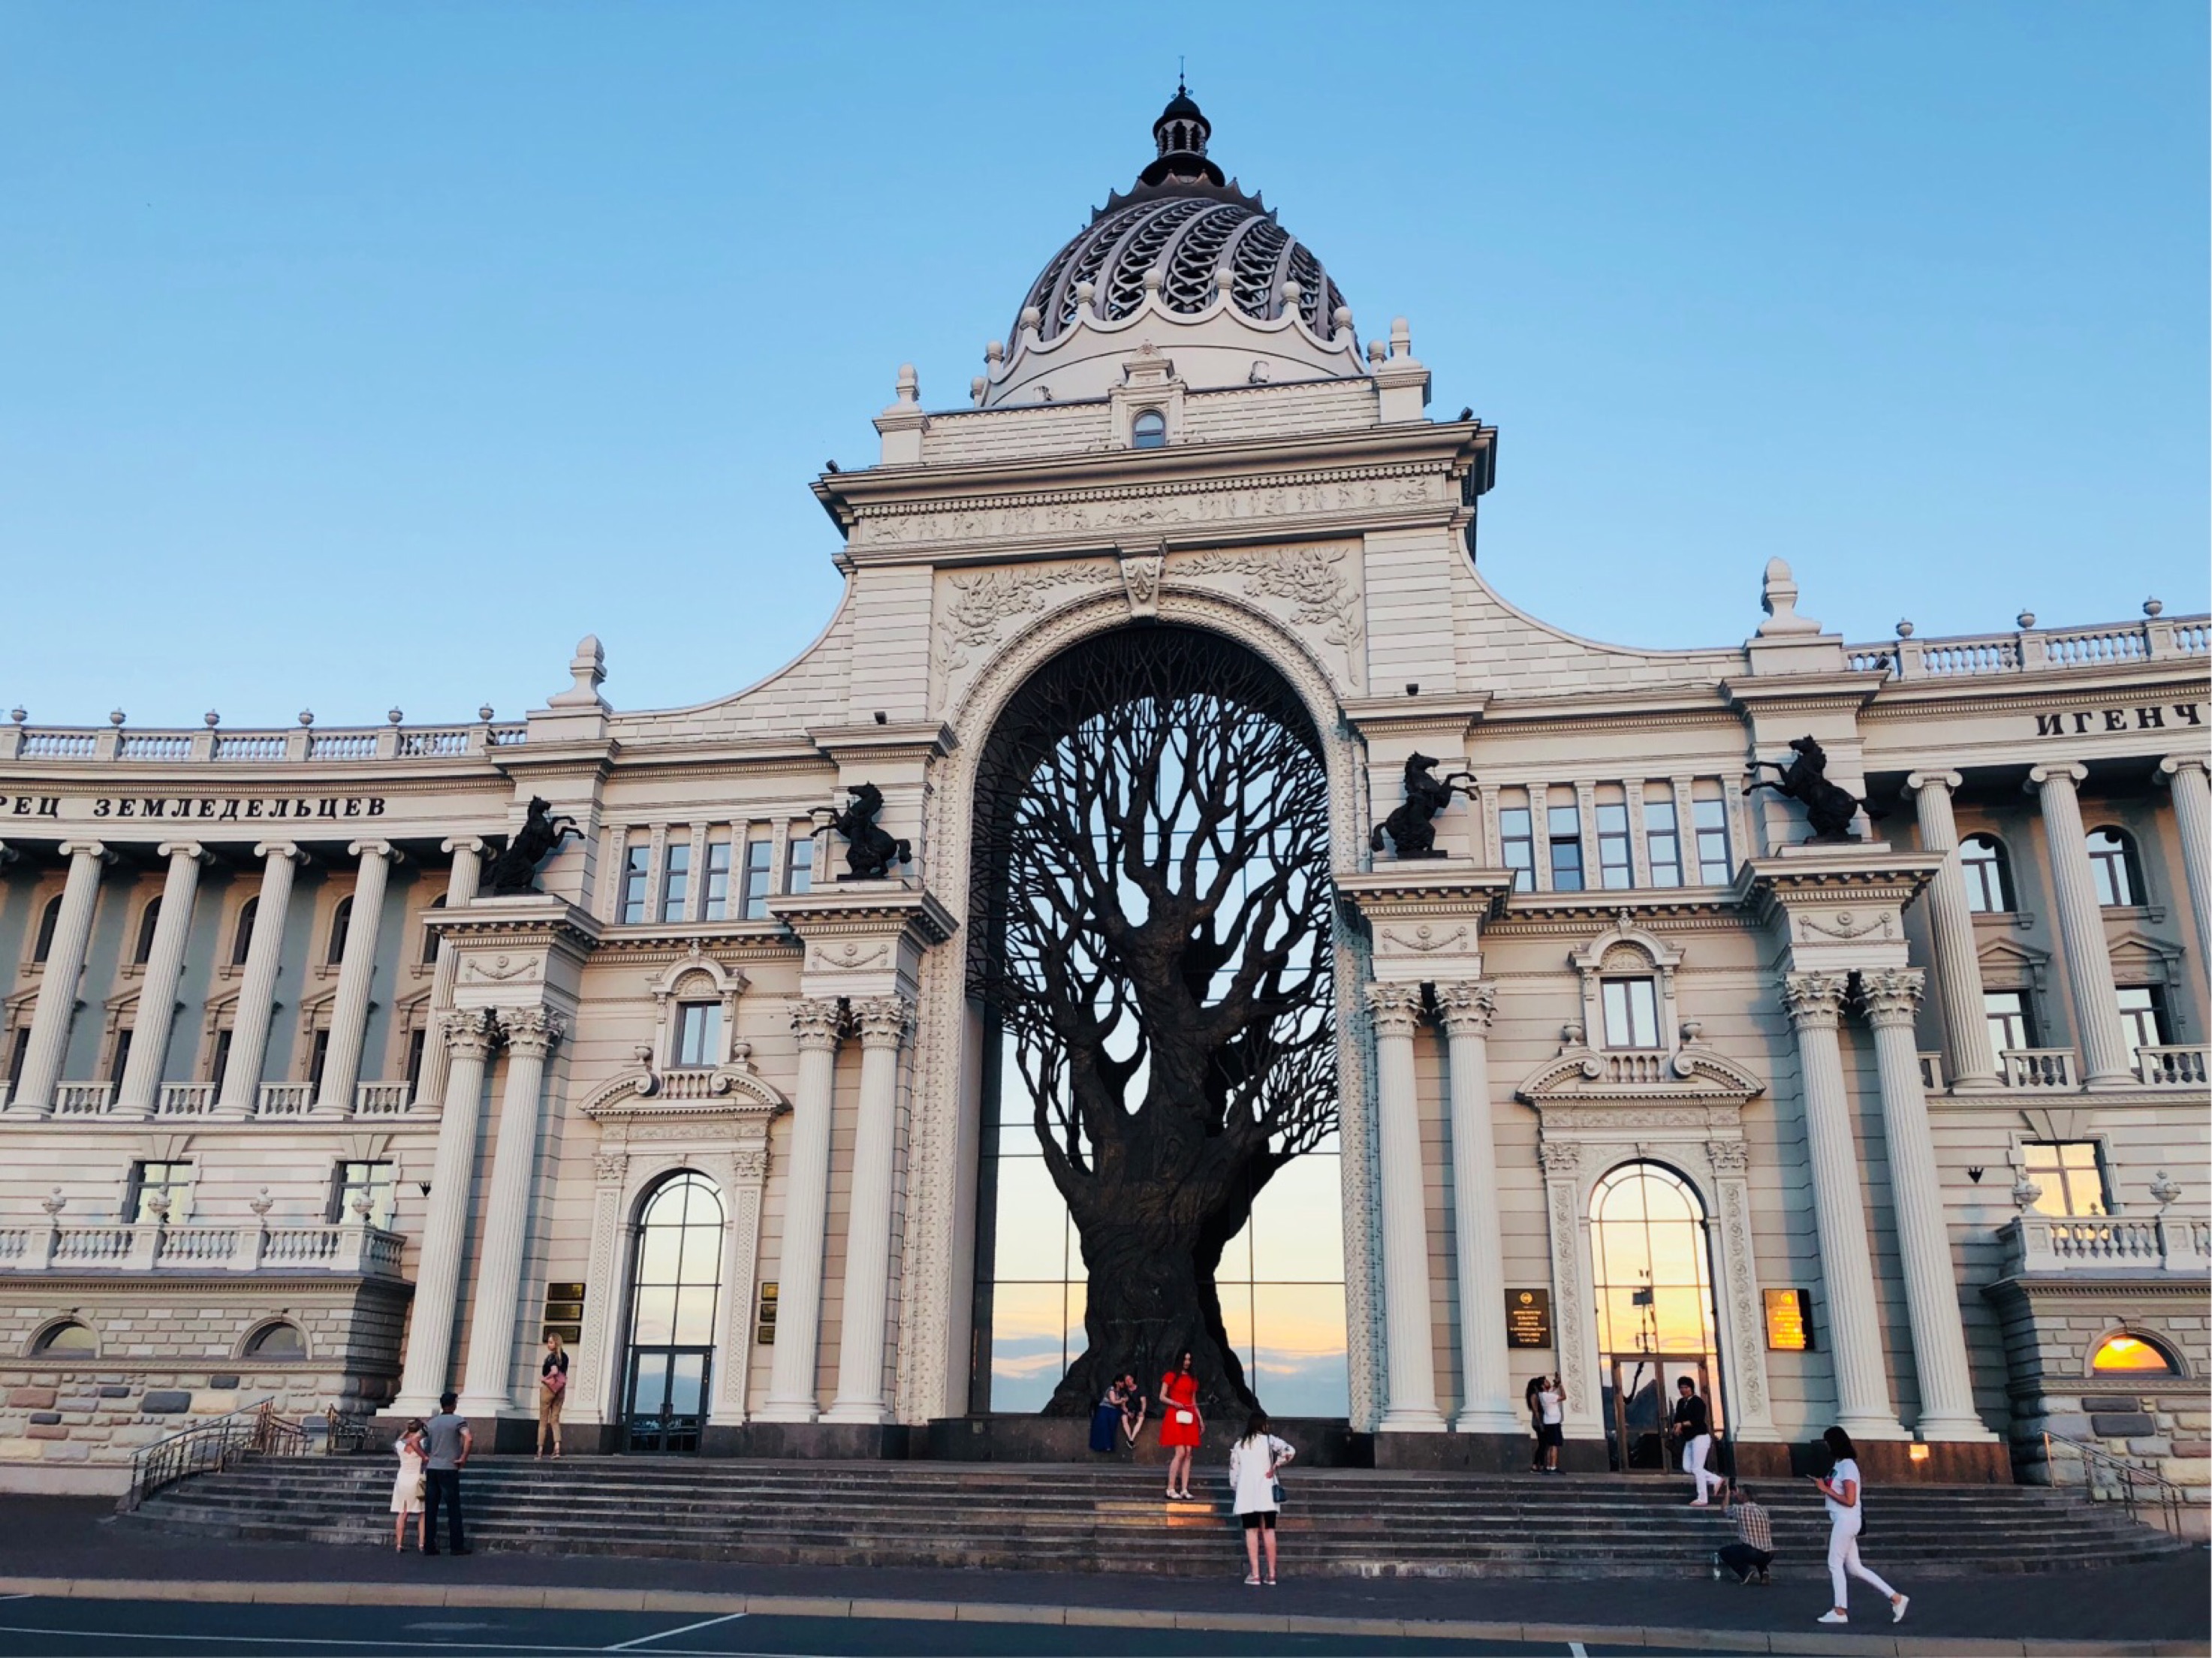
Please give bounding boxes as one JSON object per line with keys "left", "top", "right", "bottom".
{"left": 1817, "top": 1610, "right": 1849, "bottom": 1624}
{"left": 1893, "top": 1594, "right": 1910, "bottom": 1623}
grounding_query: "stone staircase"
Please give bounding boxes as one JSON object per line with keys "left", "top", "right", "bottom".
{"left": 127, "top": 1457, "right": 2193, "bottom": 1580}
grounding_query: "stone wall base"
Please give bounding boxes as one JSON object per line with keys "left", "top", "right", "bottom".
{"left": 0, "top": 1461, "right": 132, "bottom": 1497}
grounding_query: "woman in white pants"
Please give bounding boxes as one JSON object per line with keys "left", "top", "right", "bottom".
{"left": 1811, "top": 1427, "right": 1908, "bottom": 1626}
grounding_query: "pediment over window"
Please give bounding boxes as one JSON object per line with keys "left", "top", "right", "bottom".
{"left": 2106, "top": 930, "right": 2185, "bottom": 986}
{"left": 581, "top": 1061, "right": 787, "bottom": 1123}
{"left": 1516, "top": 1043, "right": 1765, "bottom": 1108}
{"left": 1976, "top": 936, "right": 2051, "bottom": 992}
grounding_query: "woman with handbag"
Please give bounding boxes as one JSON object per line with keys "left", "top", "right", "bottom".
{"left": 389, "top": 1419, "right": 427, "bottom": 1552}
{"left": 1157, "top": 1352, "right": 1204, "bottom": 1500}
{"left": 1228, "top": 1409, "right": 1296, "bottom": 1586}
{"left": 537, "top": 1332, "right": 569, "bottom": 1458}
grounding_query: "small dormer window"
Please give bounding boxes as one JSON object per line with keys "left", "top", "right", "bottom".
{"left": 1132, "top": 409, "right": 1168, "bottom": 449}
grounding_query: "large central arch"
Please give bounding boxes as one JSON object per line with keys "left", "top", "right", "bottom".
{"left": 964, "top": 621, "right": 1341, "bottom": 1417}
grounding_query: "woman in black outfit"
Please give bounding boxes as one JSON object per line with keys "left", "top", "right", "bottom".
{"left": 1525, "top": 1376, "right": 1547, "bottom": 1471}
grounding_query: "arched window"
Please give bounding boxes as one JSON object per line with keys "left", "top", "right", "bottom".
{"left": 243, "top": 1321, "right": 306, "bottom": 1360}
{"left": 1589, "top": 1163, "right": 1722, "bottom": 1473}
{"left": 32, "top": 1320, "right": 95, "bottom": 1356}
{"left": 134, "top": 897, "right": 164, "bottom": 965}
{"left": 231, "top": 898, "right": 259, "bottom": 966}
{"left": 1960, "top": 834, "right": 2013, "bottom": 913}
{"left": 1131, "top": 409, "right": 1168, "bottom": 450}
{"left": 32, "top": 895, "right": 63, "bottom": 963}
{"left": 327, "top": 897, "right": 353, "bottom": 965}
{"left": 2090, "top": 1331, "right": 2180, "bottom": 1376}
{"left": 2086, "top": 827, "right": 2141, "bottom": 908}
{"left": 420, "top": 894, "right": 446, "bottom": 966}
{"left": 622, "top": 1171, "right": 725, "bottom": 1454}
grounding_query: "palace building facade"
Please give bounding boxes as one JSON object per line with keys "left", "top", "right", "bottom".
{"left": 2, "top": 93, "right": 2206, "bottom": 1514}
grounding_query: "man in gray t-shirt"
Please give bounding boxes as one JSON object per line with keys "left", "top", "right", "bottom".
{"left": 420, "top": 1392, "right": 472, "bottom": 1554}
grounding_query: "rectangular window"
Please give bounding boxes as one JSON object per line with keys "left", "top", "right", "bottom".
{"left": 619, "top": 843, "right": 652, "bottom": 924}
{"left": 1984, "top": 990, "right": 2033, "bottom": 1072}
{"left": 2117, "top": 987, "right": 2167, "bottom": 1065}
{"left": 403, "top": 1028, "right": 427, "bottom": 1090}
{"left": 1693, "top": 798, "right": 1731, "bottom": 884}
{"left": 2022, "top": 1141, "right": 2107, "bottom": 1219}
{"left": 674, "top": 1002, "right": 723, "bottom": 1069}
{"left": 8, "top": 1026, "right": 31, "bottom": 1093}
{"left": 330, "top": 1159, "right": 396, "bottom": 1228}
{"left": 1596, "top": 802, "right": 1633, "bottom": 890}
{"left": 1601, "top": 978, "right": 1660, "bottom": 1048}
{"left": 306, "top": 1029, "right": 330, "bottom": 1092}
{"left": 701, "top": 836, "right": 733, "bottom": 921}
{"left": 1547, "top": 803, "right": 1584, "bottom": 892}
{"left": 1645, "top": 796, "right": 1683, "bottom": 887}
{"left": 109, "top": 1029, "right": 134, "bottom": 1086}
{"left": 658, "top": 839, "right": 692, "bottom": 923}
{"left": 741, "top": 838, "right": 774, "bottom": 920}
{"left": 127, "top": 1159, "right": 193, "bottom": 1224}
{"left": 210, "top": 1029, "right": 234, "bottom": 1089}
{"left": 1499, "top": 805, "right": 1535, "bottom": 892}
{"left": 786, "top": 831, "right": 815, "bottom": 895}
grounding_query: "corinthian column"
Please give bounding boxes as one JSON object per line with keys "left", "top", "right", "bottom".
{"left": 458, "top": 1006, "right": 565, "bottom": 1418}
{"left": 2027, "top": 764, "right": 2131, "bottom": 1086}
{"left": 1905, "top": 772, "right": 2000, "bottom": 1090}
{"left": 758, "top": 997, "right": 842, "bottom": 1422}
{"left": 2158, "top": 756, "right": 2212, "bottom": 975}
{"left": 115, "top": 843, "right": 212, "bottom": 1117}
{"left": 1859, "top": 969, "right": 1993, "bottom": 1441}
{"left": 1783, "top": 971, "right": 1903, "bottom": 1439}
{"left": 216, "top": 842, "right": 307, "bottom": 1117}
{"left": 1367, "top": 982, "right": 1445, "bottom": 1433}
{"left": 412, "top": 838, "right": 484, "bottom": 1114}
{"left": 826, "top": 995, "right": 911, "bottom": 1424}
{"left": 1437, "top": 981, "right": 1517, "bottom": 1433}
{"left": 14, "top": 842, "right": 112, "bottom": 1115}
{"left": 315, "top": 841, "right": 400, "bottom": 1115}
{"left": 392, "top": 1010, "right": 499, "bottom": 1415}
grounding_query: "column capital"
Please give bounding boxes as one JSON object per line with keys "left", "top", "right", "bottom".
{"left": 851, "top": 994, "right": 912, "bottom": 1051}
{"left": 1903, "top": 770, "right": 1963, "bottom": 796}
{"left": 2025, "top": 761, "right": 2088, "bottom": 792}
{"left": 1435, "top": 979, "right": 1497, "bottom": 1035}
{"left": 347, "top": 839, "right": 404, "bottom": 864}
{"left": 2159, "top": 754, "right": 2210, "bottom": 783}
{"left": 1781, "top": 971, "right": 1851, "bottom": 1031}
{"left": 502, "top": 1005, "right": 566, "bottom": 1056}
{"left": 252, "top": 840, "right": 310, "bottom": 864}
{"left": 791, "top": 996, "right": 844, "bottom": 1052}
{"left": 56, "top": 840, "right": 113, "bottom": 864}
{"left": 440, "top": 1008, "right": 500, "bottom": 1059}
{"left": 1858, "top": 966, "right": 1927, "bottom": 1029}
{"left": 155, "top": 840, "right": 215, "bottom": 865}
{"left": 441, "top": 836, "right": 488, "bottom": 856}
{"left": 1364, "top": 981, "right": 1424, "bottom": 1036}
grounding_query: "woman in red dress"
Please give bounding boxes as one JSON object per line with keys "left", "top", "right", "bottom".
{"left": 1158, "top": 1351, "right": 1204, "bottom": 1500}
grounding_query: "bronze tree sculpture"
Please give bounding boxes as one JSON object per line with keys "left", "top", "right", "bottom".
{"left": 969, "top": 627, "right": 1337, "bottom": 1417}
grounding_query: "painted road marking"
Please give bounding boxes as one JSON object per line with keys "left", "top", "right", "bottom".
{"left": 606, "top": 1611, "right": 750, "bottom": 1650}
{"left": 1569, "top": 1644, "right": 1589, "bottom": 1657}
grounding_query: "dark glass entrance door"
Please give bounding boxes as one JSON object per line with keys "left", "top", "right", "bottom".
{"left": 1605, "top": 1353, "right": 1716, "bottom": 1472}
{"left": 619, "top": 1171, "right": 724, "bottom": 1455}
{"left": 624, "top": 1346, "right": 711, "bottom": 1452}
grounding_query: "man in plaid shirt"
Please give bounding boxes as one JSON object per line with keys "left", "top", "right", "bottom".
{"left": 1713, "top": 1481, "right": 1774, "bottom": 1584}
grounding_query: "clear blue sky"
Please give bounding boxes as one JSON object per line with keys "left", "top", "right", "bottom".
{"left": 2, "top": 2, "right": 2204, "bottom": 728}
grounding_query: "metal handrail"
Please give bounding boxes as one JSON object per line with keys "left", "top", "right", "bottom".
{"left": 117, "top": 1397, "right": 306, "bottom": 1513}
{"left": 2042, "top": 1429, "right": 2194, "bottom": 1539}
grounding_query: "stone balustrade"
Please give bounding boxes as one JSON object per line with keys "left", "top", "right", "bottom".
{"left": 1845, "top": 613, "right": 2208, "bottom": 680}
{"left": 2135, "top": 1046, "right": 2209, "bottom": 1088}
{"left": 1999, "top": 1213, "right": 2212, "bottom": 1277}
{"left": 53, "top": 1082, "right": 118, "bottom": 1117}
{"left": 253, "top": 1084, "right": 315, "bottom": 1118}
{"left": 0, "top": 717, "right": 526, "bottom": 764}
{"left": 353, "top": 1081, "right": 414, "bottom": 1116}
{"left": 155, "top": 1084, "right": 217, "bottom": 1117}
{"left": 25, "top": 1078, "right": 421, "bottom": 1120}
{"left": 2002, "top": 1048, "right": 2079, "bottom": 1089}
{"left": 0, "top": 1216, "right": 407, "bottom": 1277}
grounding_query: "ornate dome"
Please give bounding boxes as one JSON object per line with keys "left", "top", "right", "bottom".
{"left": 1011, "top": 88, "right": 1348, "bottom": 346}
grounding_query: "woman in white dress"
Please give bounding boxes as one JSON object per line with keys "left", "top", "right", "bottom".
{"left": 390, "top": 1419, "right": 427, "bottom": 1552}
{"left": 1228, "top": 1409, "right": 1296, "bottom": 1587}
{"left": 1812, "top": 1427, "right": 1907, "bottom": 1626}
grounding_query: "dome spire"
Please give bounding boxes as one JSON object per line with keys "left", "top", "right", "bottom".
{"left": 1141, "top": 80, "right": 1225, "bottom": 188}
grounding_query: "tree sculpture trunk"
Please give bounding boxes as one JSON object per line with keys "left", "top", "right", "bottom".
{"left": 970, "top": 626, "right": 1337, "bottom": 1418}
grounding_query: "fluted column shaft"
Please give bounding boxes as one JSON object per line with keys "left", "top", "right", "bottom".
{"left": 1368, "top": 983, "right": 1445, "bottom": 1432}
{"left": 2159, "top": 757, "right": 2212, "bottom": 975}
{"left": 413, "top": 840, "right": 484, "bottom": 1113}
{"left": 1860, "top": 969, "right": 1993, "bottom": 1440}
{"left": 115, "top": 843, "right": 211, "bottom": 1116}
{"left": 392, "top": 1012, "right": 497, "bottom": 1414}
{"left": 2028, "top": 764, "right": 2131, "bottom": 1084}
{"left": 1906, "top": 772, "right": 2000, "bottom": 1090}
{"left": 458, "top": 1006, "right": 565, "bottom": 1417}
{"left": 315, "top": 841, "right": 399, "bottom": 1115}
{"left": 759, "top": 999, "right": 842, "bottom": 1422}
{"left": 216, "top": 842, "right": 306, "bottom": 1116}
{"left": 827, "top": 996, "right": 910, "bottom": 1424}
{"left": 1438, "top": 982, "right": 1517, "bottom": 1433}
{"left": 1783, "top": 972, "right": 1903, "bottom": 1439}
{"left": 15, "top": 843, "right": 110, "bottom": 1114}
